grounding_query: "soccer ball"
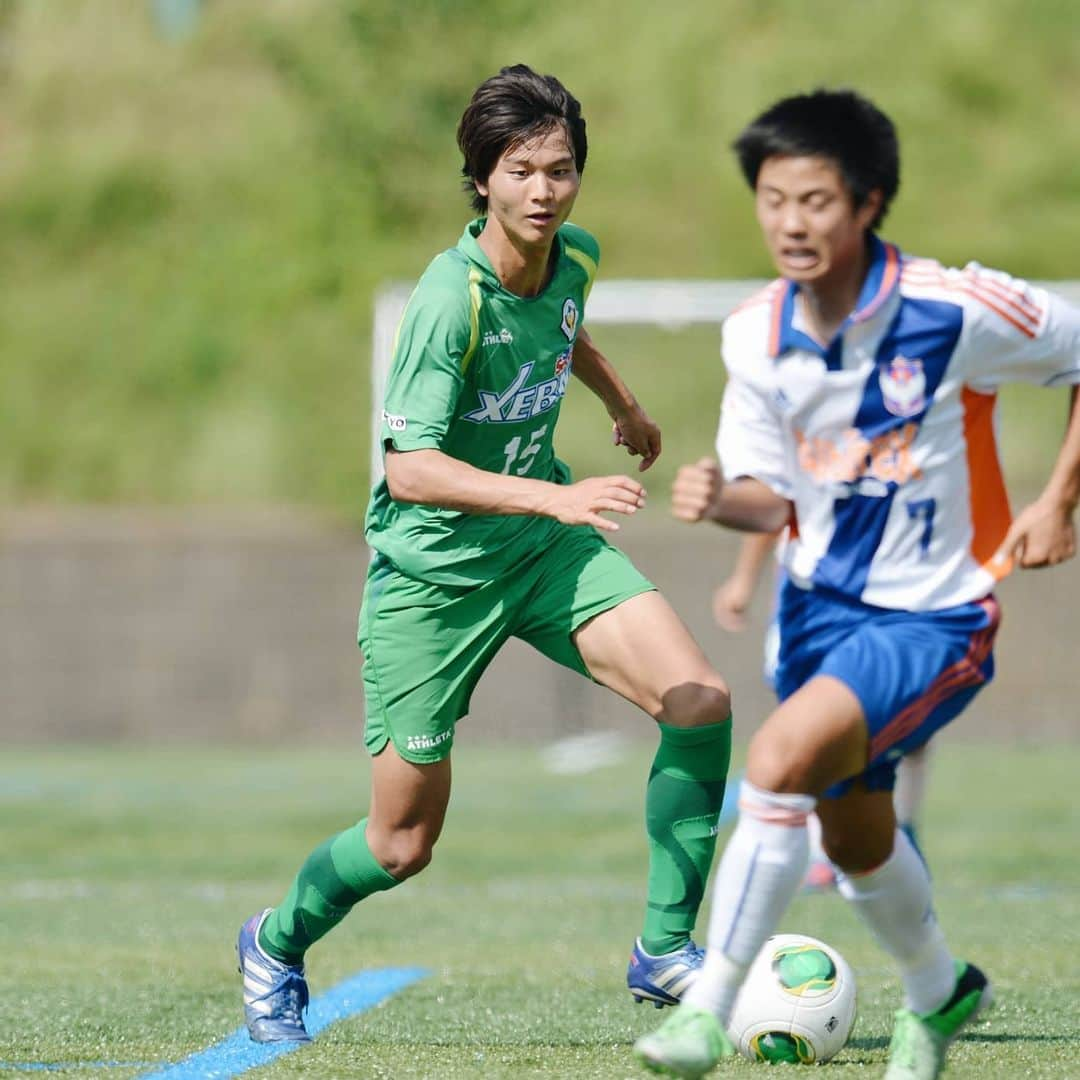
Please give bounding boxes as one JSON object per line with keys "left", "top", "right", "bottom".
{"left": 726, "top": 933, "right": 857, "bottom": 1064}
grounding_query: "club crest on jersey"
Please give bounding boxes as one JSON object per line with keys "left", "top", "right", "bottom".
{"left": 463, "top": 358, "right": 572, "bottom": 424}
{"left": 880, "top": 356, "right": 926, "bottom": 418}
{"left": 560, "top": 297, "right": 579, "bottom": 341}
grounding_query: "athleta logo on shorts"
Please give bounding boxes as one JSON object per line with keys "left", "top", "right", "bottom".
{"left": 463, "top": 356, "right": 572, "bottom": 423}
{"left": 406, "top": 731, "right": 452, "bottom": 751}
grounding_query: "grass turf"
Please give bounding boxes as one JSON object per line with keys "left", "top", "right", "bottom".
{"left": 0, "top": 742, "right": 1077, "bottom": 1078}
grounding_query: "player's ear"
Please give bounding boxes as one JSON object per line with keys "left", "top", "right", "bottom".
{"left": 856, "top": 189, "right": 883, "bottom": 229}
{"left": 474, "top": 178, "right": 489, "bottom": 199}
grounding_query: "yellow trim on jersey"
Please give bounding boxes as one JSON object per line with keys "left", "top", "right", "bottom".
{"left": 564, "top": 245, "right": 598, "bottom": 302}
{"left": 461, "top": 267, "right": 484, "bottom": 373}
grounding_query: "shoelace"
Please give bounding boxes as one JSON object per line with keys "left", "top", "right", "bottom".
{"left": 253, "top": 969, "right": 310, "bottom": 1024}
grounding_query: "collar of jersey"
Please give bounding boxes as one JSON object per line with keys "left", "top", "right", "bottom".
{"left": 457, "top": 218, "right": 565, "bottom": 299}
{"left": 768, "top": 235, "right": 902, "bottom": 369}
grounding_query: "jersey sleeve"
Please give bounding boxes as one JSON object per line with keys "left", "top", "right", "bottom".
{"left": 558, "top": 222, "right": 600, "bottom": 303}
{"left": 715, "top": 324, "right": 792, "bottom": 499}
{"left": 957, "top": 264, "right": 1080, "bottom": 390}
{"left": 379, "top": 280, "right": 471, "bottom": 453}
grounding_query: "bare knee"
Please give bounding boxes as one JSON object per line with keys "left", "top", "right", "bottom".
{"left": 820, "top": 827, "right": 894, "bottom": 873}
{"left": 366, "top": 824, "right": 435, "bottom": 881}
{"left": 661, "top": 678, "right": 731, "bottom": 728}
{"left": 746, "top": 724, "right": 816, "bottom": 794}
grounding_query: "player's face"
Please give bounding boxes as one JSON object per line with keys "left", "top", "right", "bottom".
{"left": 475, "top": 125, "right": 580, "bottom": 249}
{"left": 754, "top": 155, "right": 881, "bottom": 289}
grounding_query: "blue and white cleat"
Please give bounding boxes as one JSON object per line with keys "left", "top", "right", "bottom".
{"left": 237, "top": 909, "right": 312, "bottom": 1043}
{"left": 627, "top": 938, "right": 705, "bottom": 1009}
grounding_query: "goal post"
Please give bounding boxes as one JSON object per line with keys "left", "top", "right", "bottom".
{"left": 370, "top": 279, "right": 769, "bottom": 484}
{"left": 370, "top": 278, "right": 1080, "bottom": 485}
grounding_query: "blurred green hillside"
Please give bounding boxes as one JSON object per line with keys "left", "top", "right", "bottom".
{"left": 3, "top": 0, "right": 1079, "bottom": 517}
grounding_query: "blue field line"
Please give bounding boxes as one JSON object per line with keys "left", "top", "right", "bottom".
{"left": 136, "top": 966, "right": 429, "bottom": 1080}
{"left": 719, "top": 769, "right": 743, "bottom": 826}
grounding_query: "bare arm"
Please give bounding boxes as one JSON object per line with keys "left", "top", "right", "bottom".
{"left": 385, "top": 447, "right": 646, "bottom": 533}
{"left": 712, "top": 530, "right": 779, "bottom": 631}
{"left": 572, "top": 328, "right": 661, "bottom": 471}
{"left": 995, "top": 385, "right": 1080, "bottom": 568}
{"left": 671, "top": 457, "right": 792, "bottom": 534}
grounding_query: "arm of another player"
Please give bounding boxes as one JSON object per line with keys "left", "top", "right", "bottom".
{"left": 384, "top": 447, "right": 645, "bottom": 533}
{"left": 713, "top": 530, "right": 779, "bottom": 631}
{"left": 571, "top": 328, "right": 661, "bottom": 472}
{"left": 993, "top": 385, "right": 1080, "bottom": 568}
{"left": 671, "top": 457, "right": 792, "bottom": 534}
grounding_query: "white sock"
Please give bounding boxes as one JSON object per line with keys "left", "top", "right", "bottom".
{"left": 806, "top": 810, "right": 828, "bottom": 863}
{"left": 683, "top": 780, "right": 815, "bottom": 1021}
{"left": 894, "top": 744, "right": 932, "bottom": 830}
{"left": 837, "top": 828, "right": 955, "bottom": 1014}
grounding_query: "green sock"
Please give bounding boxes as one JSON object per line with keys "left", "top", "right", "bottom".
{"left": 258, "top": 818, "right": 399, "bottom": 965}
{"left": 641, "top": 717, "right": 732, "bottom": 956}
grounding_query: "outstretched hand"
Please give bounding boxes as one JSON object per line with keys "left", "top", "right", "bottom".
{"left": 544, "top": 474, "right": 646, "bottom": 532}
{"left": 992, "top": 497, "right": 1077, "bottom": 570}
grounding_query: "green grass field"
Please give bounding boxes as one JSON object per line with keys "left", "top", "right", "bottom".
{"left": 1, "top": 741, "right": 1077, "bottom": 1078}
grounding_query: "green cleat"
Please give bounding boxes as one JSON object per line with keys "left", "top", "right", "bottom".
{"left": 634, "top": 1004, "right": 735, "bottom": 1079}
{"left": 884, "top": 961, "right": 993, "bottom": 1080}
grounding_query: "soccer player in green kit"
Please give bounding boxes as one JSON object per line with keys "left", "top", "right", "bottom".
{"left": 237, "top": 64, "right": 735, "bottom": 1043}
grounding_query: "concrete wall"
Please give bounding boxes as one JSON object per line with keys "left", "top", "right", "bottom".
{"left": 2, "top": 508, "right": 1075, "bottom": 744}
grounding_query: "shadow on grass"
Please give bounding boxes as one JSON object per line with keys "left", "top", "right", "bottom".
{"left": 846, "top": 1029, "right": 1074, "bottom": 1064}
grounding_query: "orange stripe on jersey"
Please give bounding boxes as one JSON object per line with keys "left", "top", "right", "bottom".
{"left": 729, "top": 279, "right": 784, "bottom": 318}
{"left": 903, "top": 265, "right": 1044, "bottom": 326}
{"left": 962, "top": 386, "right": 1013, "bottom": 579}
{"left": 902, "top": 269, "right": 1040, "bottom": 338}
{"left": 961, "top": 270, "right": 1044, "bottom": 325}
{"left": 855, "top": 242, "right": 901, "bottom": 322}
{"left": 768, "top": 282, "right": 788, "bottom": 357}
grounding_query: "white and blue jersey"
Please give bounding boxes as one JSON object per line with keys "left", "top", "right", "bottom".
{"left": 718, "top": 236, "right": 1080, "bottom": 612}
{"left": 717, "top": 237, "right": 1080, "bottom": 792}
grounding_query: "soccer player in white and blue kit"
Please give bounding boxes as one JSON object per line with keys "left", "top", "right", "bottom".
{"left": 637, "top": 90, "right": 1080, "bottom": 1080}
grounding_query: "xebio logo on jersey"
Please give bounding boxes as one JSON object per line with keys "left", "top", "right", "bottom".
{"left": 463, "top": 353, "right": 572, "bottom": 423}
{"left": 880, "top": 356, "right": 926, "bottom": 418}
{"left": 382, "top": 410, "right": 407, "bottom": 432}
{"left": 560, "top": 297, "right": 578, "bottom": 340}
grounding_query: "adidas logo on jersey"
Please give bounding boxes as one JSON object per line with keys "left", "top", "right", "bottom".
{"left": 463, "top": 355, "right": 572, "bottom": 424}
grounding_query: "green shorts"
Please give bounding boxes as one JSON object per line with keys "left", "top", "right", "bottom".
{"left": 359, "top": 524, "right": 654, "bottom": 764}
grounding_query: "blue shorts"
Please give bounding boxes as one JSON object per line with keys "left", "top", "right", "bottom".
{"left": 774, "top": 580, "right": 1000, "bottom": 799}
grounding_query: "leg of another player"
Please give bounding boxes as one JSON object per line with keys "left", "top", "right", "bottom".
{"left": 635, "top": 676, "right": 866, "bottom": 1072}
{"left": 820, "top": 782, "right": 990, "bottom": 1080}
{"left": 679, "top": 675, "right": 869, "bottom": 1022}
{"left": 817, "top": 787, "right": 957, "bottom": 1016}
{"left": 574, "top": 591, "right": 732, "bottom": 1003}
{"left": 894, "top": 741, "right": 932, "bottom": 859}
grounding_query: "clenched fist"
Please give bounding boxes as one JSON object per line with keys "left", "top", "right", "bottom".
{"left": 671, "top": 457, "right": 722, "bottom": 523}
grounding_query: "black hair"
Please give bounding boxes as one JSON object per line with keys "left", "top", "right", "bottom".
{"left": 456, "top": 64, "right": 587, "bottom": 214}
{"left": 733, "top": 89, "right": 899, "bottom": 230}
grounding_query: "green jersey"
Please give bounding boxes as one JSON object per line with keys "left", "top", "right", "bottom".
{"left": 365, "top": 218, "right": 600, "bottom": 585}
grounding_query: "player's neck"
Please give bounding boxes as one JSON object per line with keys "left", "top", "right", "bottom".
{"left": 477, "top": 217, "right": 556, "bottom": 298}
{"left": 796, "top": 243, "right": 872, "bottom": 346}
